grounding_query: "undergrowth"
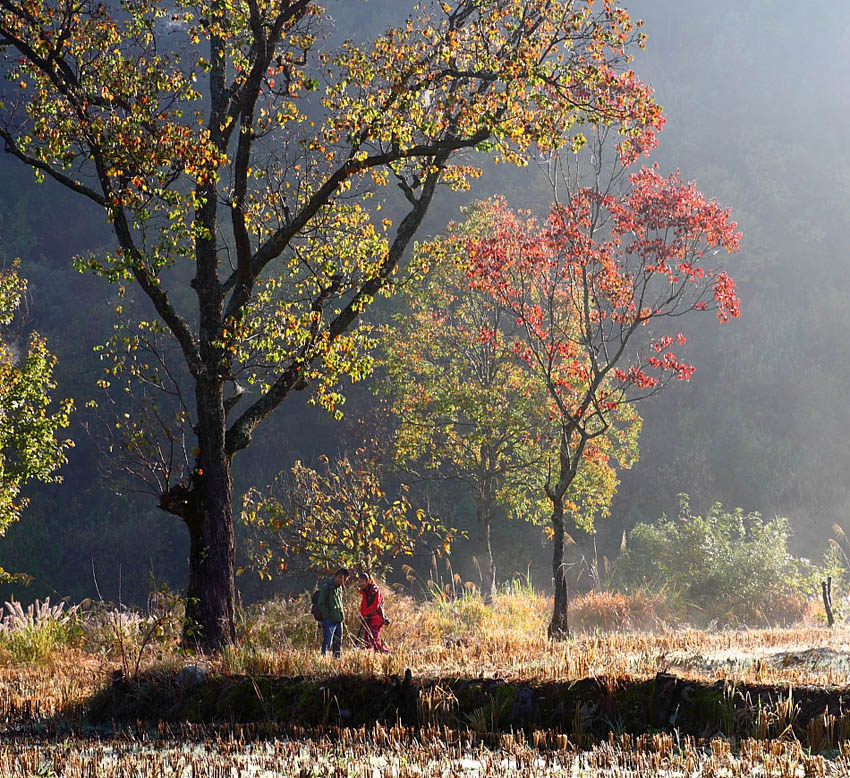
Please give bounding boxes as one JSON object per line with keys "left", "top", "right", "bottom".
{"left": 0, "top": 580, "right": 843, "bottom": 698}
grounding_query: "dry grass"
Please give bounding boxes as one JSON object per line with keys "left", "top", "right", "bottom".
{"left": 3, "top": 590, "right": 850, "bottom": 775}
{"left": 223, "top": 586, "right": 850, "bottom": 687}
{"left": 1, "top": 587, "right": 848, "bottom": 728}
{"left": 569, "top": 590, "right": 674, "bottom": 633}
{"left": 1, "top": 728, "right": 850, "bottom": 776}
{"left": 0, "top": 649, "right": 107, "bottom": 724}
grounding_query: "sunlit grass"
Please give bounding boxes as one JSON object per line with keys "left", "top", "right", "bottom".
{"left": 1, "top": 727, "right": 850, "bottom": 777}
{"left": 0, "top": 586, "right": 847, "bottom": 729}
{"left": 2, "top": 589, "right": 850, "bottom": 775}
{"left": 221, "top": 585, "right": 850, "bottom": 687}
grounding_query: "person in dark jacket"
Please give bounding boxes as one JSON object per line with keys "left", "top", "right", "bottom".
{"left": 357, "top": 572, "right": 389, "bottom": 653}
{"left": 317, "top": 568, "right": 350, "bottom": 657}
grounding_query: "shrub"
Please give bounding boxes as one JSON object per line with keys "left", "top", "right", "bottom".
{"left": 0, "top": 597, "right": 78, "bottom": 661}
{"left": 236, "top": 594, "right": 320, "bottom": 651}
{"left": 616, "top": 495, "right": 814, "bottom": 626}
{"left": 76, "top": 590, "right": 184, "bottom": 675}
{"left": 569, "top": 590, "right": 672, "bottom": 633}
{"left": 432, "top": 595, "right": 491, "bottom": 637}
{"left": 79, "top": 606, "right": 145, "bottom": 656}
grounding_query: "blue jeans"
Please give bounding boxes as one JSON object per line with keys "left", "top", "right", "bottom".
{"left": 321, "top": 619, "right": 343, "bottom": 657}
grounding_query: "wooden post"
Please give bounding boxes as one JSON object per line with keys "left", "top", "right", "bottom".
{"left": 822, "top": 577, "right": 835, "bottom": 627}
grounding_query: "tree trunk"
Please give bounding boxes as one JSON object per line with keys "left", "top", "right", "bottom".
{"left": 548, "top": 497, "right": 569, "bottom": 639}
{"left": 182, "top": 376, "right": 236, "bottom": 651}
{"left": 479, "top": 510, "right": 496, "bottom": 605}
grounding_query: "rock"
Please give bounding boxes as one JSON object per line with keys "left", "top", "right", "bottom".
{"left": 176, "top": 663, "right": 210, "bottom": 690}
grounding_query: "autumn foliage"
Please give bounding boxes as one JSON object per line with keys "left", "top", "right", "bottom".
{"left": 0, "top": 0, "right": 668, "bottom": 646}
{"left": 241, "top": 451, "right": 452, "bottom": 579}
{"left": 453, "top": 124, "right": 740, "bottom": 635}
{"left": 467, "top": 175, "right": 741, "bottom": 413}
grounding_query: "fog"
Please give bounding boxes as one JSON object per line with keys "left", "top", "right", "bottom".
{"left": 611, "top": 0, "right": 850, "bottom": 556}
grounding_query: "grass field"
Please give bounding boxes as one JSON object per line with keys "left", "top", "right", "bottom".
{"left": 2, "top": 588, "right": 849, "bottom": 776}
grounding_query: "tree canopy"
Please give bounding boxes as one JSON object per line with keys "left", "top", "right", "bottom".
{"left": 0, "top": 0, "right": 662, "bottom": 647}
{"left": 378, "top": 213, "right": 636, "bottom": 601}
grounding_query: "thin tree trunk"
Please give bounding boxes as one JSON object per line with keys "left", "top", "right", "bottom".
{"left": 480, "top": 511, "right": 496, "bottom": 605}
{"left": 182, "top": 376, "right": 236, "bottom": 650}
{"left": 549, "top": 497, "right": 569, "bottom": 639}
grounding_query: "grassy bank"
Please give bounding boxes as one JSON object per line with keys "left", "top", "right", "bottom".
{"left": 1, "top": 587, "right": 848, "bottom": 735}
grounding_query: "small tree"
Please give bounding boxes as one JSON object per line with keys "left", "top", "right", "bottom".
{"left": 467, "top": 127, "right": 741, "bottom": 637}
{"left": 380, "top": 246, "right": 544, "bottom": 603}
{"left": 0, "top": 264, "right": 73, "bottom": 578}
{"left": 379, "top": 226, "right": 636, "bottom": 603}
{"left": 241, "top": 450, "right": 451, "bottom": 579}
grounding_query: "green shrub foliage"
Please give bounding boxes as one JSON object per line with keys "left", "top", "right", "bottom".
{"left": 617, "top": 495, "right": 816, "bottom": 626}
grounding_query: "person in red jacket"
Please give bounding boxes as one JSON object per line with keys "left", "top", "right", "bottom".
{"left": 357, "top": 572, "right": 389, "bottom": 653}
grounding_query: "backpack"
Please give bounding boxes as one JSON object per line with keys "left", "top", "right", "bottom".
{"left": 310, "top": 588, "right": 323, "bottom": 622}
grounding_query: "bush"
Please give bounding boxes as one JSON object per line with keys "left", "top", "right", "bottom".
{"left": 0, "top": 597, "right": 79, "bottom": 661}
{"left": 431, "top": 595, "right": 491, "bottom": 638}
{"left": 79, "top": 606, "right": 145, "bottom": 655}
{"left": 236, "top": 594, "right": 320, "bottom": 651}
{"left": 569, "top": 590, "right": 672, "bottom": 633}
{"left": 616, "top": 495, "right": 815, "bottom": 626}
{"left": 75, "top": 589, "right": 184, "bottom": 674}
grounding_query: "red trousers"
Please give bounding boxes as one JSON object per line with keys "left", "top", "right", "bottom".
{"left": 362, "top": 619, "right": 389, "bottom": 652}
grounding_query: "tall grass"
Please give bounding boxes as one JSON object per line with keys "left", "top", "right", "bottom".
{"left": 0, "top": 581, "right": 845, "bottom": 716}
{"left": 0, "top": 597, "right": 79, "bottom": 663}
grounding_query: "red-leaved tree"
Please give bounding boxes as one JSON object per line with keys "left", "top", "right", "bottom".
{"left": 466, "top": 127, "right": 741, "bottom": 637}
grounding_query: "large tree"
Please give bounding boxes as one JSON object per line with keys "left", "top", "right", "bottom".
{"left": 467, "top": 127, "right": 741, "bottom": 637}
{"left": 0, "top": 0, "right": 661, "bottom": 648}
